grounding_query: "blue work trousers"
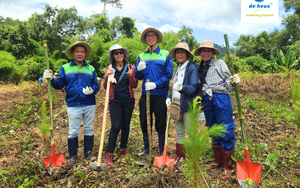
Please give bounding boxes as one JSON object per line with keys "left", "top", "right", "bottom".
{"left": 203, "top": 93, "right": 236, "bottom": 151}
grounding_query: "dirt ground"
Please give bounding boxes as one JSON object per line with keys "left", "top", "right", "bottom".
{"left": 0, "top": 74, "right": 300, "bottom": 187}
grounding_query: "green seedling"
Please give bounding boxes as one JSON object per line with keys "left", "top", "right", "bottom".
{"left": 38, "top": 101, "right": 50, "bottom": 141}
{"left": 182, "top": 97, "right": 227, "bottom": 188}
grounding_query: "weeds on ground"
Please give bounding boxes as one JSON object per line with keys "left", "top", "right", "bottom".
{"left": 182, "top": 97, "right": 227, "bottom": 187}
{"left": 37, "top": 101, "right": 50, "bottom": 140}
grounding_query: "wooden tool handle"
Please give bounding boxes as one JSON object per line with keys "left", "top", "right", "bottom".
{"left": 97, "top": 78, "right": 111, "bottom": 166}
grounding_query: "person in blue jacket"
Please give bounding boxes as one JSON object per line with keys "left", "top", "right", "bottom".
{"left": 38, "top": 76, "right": 43, "bottom": 85}
{"left": 43, "top": 42, "right": 100, "bottom": 164}
{"left": 135, "top": 27, "right": 173, "bottom": 156}
{"left": 166, "top": 43, "right": 198, "bottom": 166}
{"left": 195, "top": 40, "right": 240, "bottom": 180}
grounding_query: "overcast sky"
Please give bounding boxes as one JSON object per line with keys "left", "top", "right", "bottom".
{"left": 0, "top": 0, "right": 290, "bottom": 46}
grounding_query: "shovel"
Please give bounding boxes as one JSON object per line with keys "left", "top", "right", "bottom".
{"left": 90, "top": 68, "right": 112, "bottom": 171}
{"left": 153, "top": 111, "right": 174, "bottom": 170}
{"left": 43, "top": 44, "right": 65, "bottom": 168}
{"left": 224, "top": 35, "right": 261, "bottom": 187}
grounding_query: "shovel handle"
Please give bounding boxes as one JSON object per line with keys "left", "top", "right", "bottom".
{"left": 224, "top": 35, "right": 247, "bottom": 150}
{"left": 97, "top": 73, "right": 111, "bottom": 166}
{"left": 146, "top": 79, "right": 152, "bottom": 162}
{"left": 44, "top": 44, "right": 54, "bottom": 145}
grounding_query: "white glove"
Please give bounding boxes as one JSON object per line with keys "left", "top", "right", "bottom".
{"left": 83, "top": 86, "right": 93, "bottom": 95}
{"left": 230, "top": 74, "right": 240, "bottom": 84}
{"left": 173, "top": 82, "right": 183, "bottom": 91}
{"left": 108, "top": 74, "right": 117, "bottom": 83}
{"left": 166, "top": 98, "right": 171, "bottom": 109}
{"left": 145, "top": 82, "right": 156, "bottom": 90}
{"left": 43, "top": 70, "right": 53, "bottom": 79}
{"left": 137, "top": 58, "right": 146, "bottom": 71}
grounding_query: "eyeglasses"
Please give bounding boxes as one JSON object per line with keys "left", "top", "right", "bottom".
{"left": 113, "top": 51, "right": 124, "bottom": 55}
{"left": 146, "top": 34, "right": 157, "bottom": 38}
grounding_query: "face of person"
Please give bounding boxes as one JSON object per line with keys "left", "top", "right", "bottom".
{"left": 71, "top": 46, "right": 87, "bottom": 63}
{"left": 200, "top": 48, "right": 213, "bottom": 62}
{"left": 176, "top": 49, "right": 188, "bottom": 64}
{"left": 146, "top": 31, "right": 158, "bottom": 46}
{"left": 113, "top": 49, "right": 124, "bottom": 63}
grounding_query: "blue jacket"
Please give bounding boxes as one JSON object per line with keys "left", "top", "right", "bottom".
{"left": 51, "top": 60, "right": 100, "bottom": 107}
{"left": 167, "top": 62, "right": 198, "bottom": 112}
{"left": 135, "top": 46, "right": 173, "bottom": 96}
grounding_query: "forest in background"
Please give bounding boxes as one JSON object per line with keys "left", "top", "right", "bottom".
{"left": 0, "top": 0, "right": 300, "bottom": 85}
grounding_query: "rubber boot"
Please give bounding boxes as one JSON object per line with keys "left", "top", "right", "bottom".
{"left": 138, "top": 132, "right": 149, "bottom": 156}
{"left": 68, "top": 137, "right": 78, "bottom": 165}
{"left": 206, "top": 145, "right": 224, "bottom": 169}
{"left": 158, "top": 134, "right": 165, "bottom": 156}
{"left": 174, "top": 143, "right": 185, "bottom": 166}
{"left": 84, "top": 135, "right": 94, "bottom": 159}
{"left": 221, "top": 150, "right": 235, "bottom": 180}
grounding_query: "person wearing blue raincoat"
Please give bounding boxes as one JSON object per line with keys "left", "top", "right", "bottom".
{"left": 195, "top": 40, "right": 240, "bottom": 180}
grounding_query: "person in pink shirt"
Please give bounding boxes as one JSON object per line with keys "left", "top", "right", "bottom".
{"left": 103, "top": 44, "right": 138, "bottom": 165}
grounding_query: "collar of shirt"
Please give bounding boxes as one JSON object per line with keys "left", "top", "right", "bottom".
{"left": 178, "top": 60, "right": 189, "bottom": 70}
{"left": 198, "top": 58, "right": 212, "bottom": 72}
{"left": 70, "top": 60, "right": 88, "bottom": 67}
{"left": 145, "top": 45, "right": 161, "bottom": 54}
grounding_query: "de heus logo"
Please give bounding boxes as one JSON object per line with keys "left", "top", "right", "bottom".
{"left": 249, "top": 0, "right": 271, "bottom": 8}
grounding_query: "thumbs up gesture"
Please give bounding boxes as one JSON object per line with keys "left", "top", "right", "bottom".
{"left": 137, "top": 58, "right": 146, "bottom": 71}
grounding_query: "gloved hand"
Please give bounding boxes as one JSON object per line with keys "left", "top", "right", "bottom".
{"left": 137, "top": 58, "right": 146, "bottom": 71}
{"left": 173, "top": 82, "right": 183, "bottom": 91}
{"left": 83, "top": 86, "right": 93, "bottom": 95}
{"left": 145, "top": 82, "right": 156, "bottom": 90}
{"left": 43, "top": 70, "right": 53, "bottom": 79}
{"left": 166, "top": 98, "right": 171, "bottom": 109}
{"left": 230, "top": 74, "right": 240, "bottom": 85}
{"left": 106, "top": 68, "right": 117, "bottom": 83}
{"left": 108, "top": 74, "right": 117, "bottom": 83}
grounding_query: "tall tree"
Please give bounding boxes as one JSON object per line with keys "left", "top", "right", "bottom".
{"left": 177, "top": 25, "right": 199, "bottom": 51}
{"left": 120, "top": 17, "right": 136, "bottom": 38}
{"left": 100, "top": 0, "right": 123, "bottom": 17}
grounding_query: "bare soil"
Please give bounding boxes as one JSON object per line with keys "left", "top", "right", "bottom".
{"left": 0, "top": 74, "right": 299, "bottom": 187}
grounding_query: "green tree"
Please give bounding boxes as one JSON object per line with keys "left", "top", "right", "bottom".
{"left": 177, "top": 25, "right": 199, "bottom": 51}
{"left": 234, "top": 34, "right": 255, "bottom": 58}
{"left": 0, "top": 51, "right": 16, "bottom": 82}
{"left": 120, "top": 17, "right": 137, "bottom": 38}
{"left": 100, "top": 0, "right": 123, "bottom": 17}
{"left": 109, "top": 16, "right": 122, "bottom": 40}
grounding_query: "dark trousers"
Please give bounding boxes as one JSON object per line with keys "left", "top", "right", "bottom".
{"left": 139, "top": 95, "right": 167, "bottom": 135}
{"left": 107, "top": 100, "right": 135, "bottom": 153}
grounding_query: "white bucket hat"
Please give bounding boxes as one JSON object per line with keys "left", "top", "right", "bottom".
{"left": 108, "top": 44, "right": 129, "bottom": 62}
{"left": 194, "top": 40, "right": 220, "bottom": 56}
{"left": 140, "top": 27, "right": 163, "bottom": 44}
{"left": 65, "top": 41, "right": 92, "bottom": 59}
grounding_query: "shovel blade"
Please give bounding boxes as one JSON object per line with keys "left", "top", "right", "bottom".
{"left": 237, "top": 149, "right": 261, "bottom": 185}
{"left": 153, "top": 146, "right": 175, "bottom": 171}
{"left": 153, "top": 155, "right": 175, "bottom": 170}
{"left": 44, "top": 144, "right": 66, "bottom": 167}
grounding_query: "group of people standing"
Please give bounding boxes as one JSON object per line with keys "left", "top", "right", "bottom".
{"left": 43, "top": 26, "right": 240, "bottom": 180}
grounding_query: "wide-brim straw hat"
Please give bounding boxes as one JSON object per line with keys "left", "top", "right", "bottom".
{"left": 194, "top": 40, "right": 220, "bottom": 56}
{"left": 65, "top": 42, "right": 93, "bottom": 59}
{"left": 108, "top": 44, "right": 129, "bottom": 62}
{"left": 169, "top": 43, "right": 194, "bottom": 59}
{"left": 140, "top": 27, "right": 163, "bottom": 44}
